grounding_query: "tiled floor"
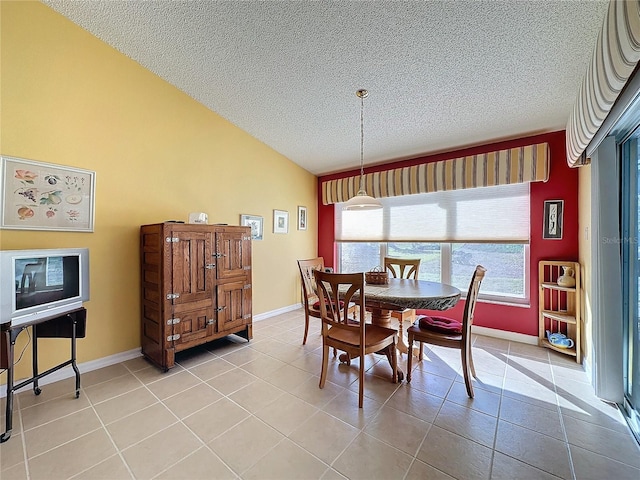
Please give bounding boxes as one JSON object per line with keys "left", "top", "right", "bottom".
{"left": 1, "top": 309, "right": 639, "bottom": 479}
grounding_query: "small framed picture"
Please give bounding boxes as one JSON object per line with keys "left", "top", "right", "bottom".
{"left": 543, "top": 200, "right": 563, "bottom": 240}
{"left": 273, "top": 209, "right": 288, "bottom": 234}
{"left": 297, "top": 206, "right": 307, "bottom": 230}
{"left": 240, "top": 214, "right": 263, "bottom": 240}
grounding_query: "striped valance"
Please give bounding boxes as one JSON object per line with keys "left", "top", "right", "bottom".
{"left": 322, "top": 142, "right": 549, "bottom": 205}
{"left": 566, "top": 0, "right": 640, "bottom": 166}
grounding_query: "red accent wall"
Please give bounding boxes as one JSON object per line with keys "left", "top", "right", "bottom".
{"left": 317, "top": 130, "right": 578, "bottom": 336}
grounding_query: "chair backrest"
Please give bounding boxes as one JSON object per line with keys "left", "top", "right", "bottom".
{"left": 313, "top": 270, "right": 366, "bottom": 339}
{"left": 297, "top": 257, "right": 325, "bottom": 308}
{"left": 384, "top": 257, "right": 420, "bottom": 279}
{"left": 461, "top": 265, "right": 487, "bottom": 338}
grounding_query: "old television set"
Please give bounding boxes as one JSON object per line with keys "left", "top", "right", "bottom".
{"left": 0, "top": 248, "right": 90, "bottom": 327}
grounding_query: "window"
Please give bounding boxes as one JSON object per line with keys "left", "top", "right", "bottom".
{"left": 335, "top": 183, "right": 530, "bottom": 303}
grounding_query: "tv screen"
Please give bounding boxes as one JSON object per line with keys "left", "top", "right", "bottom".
{"left": 15, "top": 255, "right": 80, "bottom": 311}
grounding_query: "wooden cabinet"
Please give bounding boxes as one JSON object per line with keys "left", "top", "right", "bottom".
{"left": 140, "top": 223, "right": 252, "bottom": 370}
{"left": 538, "top": 260, "right": 581, "bottom": 363}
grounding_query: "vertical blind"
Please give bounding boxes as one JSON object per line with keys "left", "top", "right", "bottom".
{"left": 335, "top": 183, "right": 530, "bottom": 243}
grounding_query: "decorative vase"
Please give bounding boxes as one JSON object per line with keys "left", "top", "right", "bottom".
{"left": 557, "top": 266, "right": 576, "bottom": 287}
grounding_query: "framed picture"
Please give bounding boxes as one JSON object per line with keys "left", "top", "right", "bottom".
{"left": 240, "top": 214, "right": 264, "bottom": 240}
{"left": 297, "top": 206, "right": 307, "bottom": 230}
{"left": 273, "top": 209, "right": 289, "bottom": 234}
{"left": 1, "top": 156, "right": 96, "bottom": 232}
{"left": 543, "top": 200, "right": 563, "bottom": 240}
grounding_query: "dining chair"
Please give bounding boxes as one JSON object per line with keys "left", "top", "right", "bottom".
{"left": 384, "top": 256, "right": 421, "bottom": 351}
{"left": 313, "top": 270, "right": 398, "bottom": 408}
{"left": 406, "top": 265, "right": 486, "bottom": 398}
{"left": 297, "top": 257, "right": 357, "bottom": 345}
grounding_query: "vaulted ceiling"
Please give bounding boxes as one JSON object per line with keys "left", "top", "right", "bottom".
{"left": 44, "top": 0, "right": 610, "bottom": 175}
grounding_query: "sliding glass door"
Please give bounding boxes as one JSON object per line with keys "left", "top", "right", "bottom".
{"left": 622, "top": 133, "right": 640, "bottom": 442}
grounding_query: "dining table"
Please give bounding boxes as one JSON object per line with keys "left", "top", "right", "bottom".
{"left": 339, "top": 277, "right": 462, "bottom": 378}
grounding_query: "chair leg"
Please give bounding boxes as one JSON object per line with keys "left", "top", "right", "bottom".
{"left": 469, "top": 345, "right": 477, "bottom": 378}
{"left": 302, "top": 312, "right": 310, "bottom": 345}
{"left": 461, "top": 346, "right": 474, "bottom": 398}
{"left": 390, "top": 342, "right": 397, "bottom": 384}
{"left": 358, "top": 352, "right": 365, "bottom": 408}
{"left": 319, "top": 343, "right": 329, "bottom": 389}
{"left": 407, "top": 333, "right": 413, "bottom": 383}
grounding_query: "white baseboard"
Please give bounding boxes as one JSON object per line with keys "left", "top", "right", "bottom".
{"left": 472, "top": 325, "right": 538, "bottom": 345}
{"left": 253, "top": 304, "right": 301, "bottom": 322}
{"left": 1, "top": 348, "right": 142, "bottom": 398}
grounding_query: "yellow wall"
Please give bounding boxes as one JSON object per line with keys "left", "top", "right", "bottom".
{"left": 1, "top": 1, "right": 317, "bottom": 380}
{"left": 578, "top": 164, "right": 591, "bottom": 370}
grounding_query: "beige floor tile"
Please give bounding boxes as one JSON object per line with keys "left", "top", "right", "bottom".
{"left": 502, "top": 376, "right": 558, "bottom": 410}
{"left": 473, "top": 335, "right": 510, "bottom": 352}
{"left": 322, "top": 389, "right": 383, "bottom": 429}
{"left": 182, "top": 397, "right": 249, "bottom": 443}
{"left": 364, "top": 405, "right": 431, "bottom": 456}
{"left": 508, "top": 342, "right": 550, "bottom": 361}
{"left": 0, "top": 462, "right": 28, "bottom": 480}
{"left": 240, "top": 354, "right": 287, "bottom": 377}
{"left": 498, "top": 395, "right": 565, "bottom": 440}
{"left": 0, "top": 432, "right": 25, "bottom": 471}
{"left": 445, "top": 380, "right": 501, "bottom": 417}
{"left": 145, "top": 370, "right": 202, "bottom": 400}
{"left": 155, "top": 446, "right": 235, "bottom": 480}
{"left": 385, "top": 383, "right": 444, "bottom": 423}
{"left": 242, "top": 438, "right": 329, "bottom": 480}
{"left": 218, "top": 345, "right": 265, "bottom": 366}
{"left": 495, "top": 420, "right": 572, "bottom": 479}
{"left": 290, "top": 351, "right": 324, "bottom": 374}
{"left": 130, "top": 365, "right": 184, "bottom": 385}
{"left": 434, "top": 400, "right": 497, "bottom": 447}
{"left": 457, "top": 369, "right": 505, "bottom": 395}
{"left": 405, "top": 369, "right": 455, "bottom": 398}
{"left": 468, "top": 347, "right": 509, "bottom": 377}
{"left": 255, "top": 392, "right": 318, "bottom": 436}
{"left": 505, "top": 356, "right": 553, "bottom": 383}
{"left": 228, "top": 379, "right": 285, "bottom": 412}
{"left": 563, "top": 414, "right": 640, "bottom": 468}
{"left": 187, "top": 358, "right": 235, "bottom": 382}
{"left": 24, "top": 407, "right": 102, "bottom": 458}
{"left": 408, "top": 350, "right": 460, "bottom": 380}
{"left": 490, "top": 451, "right": 559, "bottom": 480}
{"left": 347, "top": 372, "right": 400, "bottom": 404}
{"left": 21, "top": 393, "right": 90, "bottom": 430}
{"left": 121, "top": 423, "right": 202, "bottom": 479}
{"left": 405, "top": 459, "right": 455, "bottom": 479}
{"left": 106, "top": 402, "right": 177, "bottom": 450}
{"left": 320, "top": 468, "right": 349, "bottom": 480}
{"left": 570, "top": 444, "right": 640, "bottom": 480}
{"left": 71, "top": 453, "right": 133, "bottom": 480}
{"left": 122, "top": 355, "right": 153, "bottom": 373}
{"left": 559, "top": 398, "right": 631, "bottom": 435}
{"left": 27, "top": 429, "right": 116, "bottom": 480}
{"left": 162, "top": 383, "right": 222, "bottom": 419}
{"left": 208, "top": 416, "right": 284, "bottom": 474}
{"left": 206, "top": 366, "right": 257, "bottom": 395}
{"left": 17, "top": 377, "right": 78, "bottom": 409}
{"left": 416, "top": 425, "right": 492, "bottom": 480}
{"left": 289, "top": 410, "right": 359, "bottom": 464}
{"left": 92, "top": 387, "right": 158, "bottom": 425}
{"left": 83, "top": 373, "right": 143, "bottom": 404}
{"left": 333, "top": 432, "right": 413, "bottom": 480}
{"left": 174, "top": 345, "right": 217, "bottom": 368}
{"left": 81, "top": 364, "right": 130, "bottom": 387}
{"left": 290, "top": 376, "right": 345, "bottom": 408}
{"left": 262, "top": 363, "right": 315, "bottom": 392}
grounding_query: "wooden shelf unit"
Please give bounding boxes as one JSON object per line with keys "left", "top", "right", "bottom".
{"left": 538, "top": 260, "right": 582, "bottom": 363}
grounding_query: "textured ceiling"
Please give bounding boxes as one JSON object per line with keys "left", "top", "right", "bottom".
{"left": 43, "top": 0, "right": 609, "bottom": 175}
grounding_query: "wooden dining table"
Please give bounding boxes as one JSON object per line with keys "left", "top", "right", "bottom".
{"left": 339, "top": 277, "right": 462, "bottom": 377}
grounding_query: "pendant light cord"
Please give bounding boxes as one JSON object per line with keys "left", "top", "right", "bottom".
{"left": 357, "top": 89, "right": 368, "bottom": 192}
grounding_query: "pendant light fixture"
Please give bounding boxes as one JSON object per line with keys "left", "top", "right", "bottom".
{"left": 343, "top": 89, "right": 383, "bottom": 210}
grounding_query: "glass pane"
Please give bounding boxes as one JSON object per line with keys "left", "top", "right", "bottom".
{"left": 451, "top": 243, "right": 526, "bottom": 297}
{"left": 338, "top": 242, "right": 381, "bottom": 273}
{"left": 387, "top": 243, "right": 441, "bottom": 282}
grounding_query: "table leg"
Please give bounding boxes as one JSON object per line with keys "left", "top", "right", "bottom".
{"left": 368, "top": 308, "right": 405, "bottom": 381}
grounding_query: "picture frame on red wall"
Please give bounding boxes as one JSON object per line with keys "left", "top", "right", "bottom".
{"left": 543, "top": 200, "right": 563, "bottom": 240}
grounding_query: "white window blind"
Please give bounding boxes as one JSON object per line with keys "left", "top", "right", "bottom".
{"left": 335, "top": 183, "right": 530, "bottom": 243}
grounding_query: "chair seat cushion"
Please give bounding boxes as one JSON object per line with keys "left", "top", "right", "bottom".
{"left": 312, "top": 300, "right": 345, "bottom": 310}
{"left": 417, "top": 315, "right": 462, "bottom": 334}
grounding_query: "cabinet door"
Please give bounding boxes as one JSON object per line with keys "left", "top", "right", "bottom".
{"left": 172, "top": 305, "right": 216, "bottom": 349}
{"left": 217, "top": 280, "right": 252, "bottom": 332}
{"left": 215, "top": 230, "right": 251, "bottom": 280}
{"left": 170, "top": 230, "right": 215, "bottom": 305}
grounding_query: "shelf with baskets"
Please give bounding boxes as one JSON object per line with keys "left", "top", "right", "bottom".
{"left": 538, "top": 260, "right": 582, "bottom": 363}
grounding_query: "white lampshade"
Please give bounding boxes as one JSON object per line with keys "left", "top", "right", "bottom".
{"left": 343, "top": 189, "right": 383, "bottom": 210}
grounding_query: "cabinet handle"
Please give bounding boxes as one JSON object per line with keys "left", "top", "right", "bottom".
{"left": 205, "top": 263, "right": 216, "bottom": 269}
{"left": 207, "top": 319, "right": 215, "bottom": 325}
{"left": 216, "top": 306, "right": 226, "bottom": 312}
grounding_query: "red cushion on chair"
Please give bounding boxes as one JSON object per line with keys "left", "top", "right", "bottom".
{"left": 417, "top": 315, "right": 462, "bottom": 334}
{"left": 312, "top": 300, "right": 345, "bottom": 310}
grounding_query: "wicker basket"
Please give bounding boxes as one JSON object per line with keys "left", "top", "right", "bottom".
{"left": 365, "top": 268, "right": 389, "bottom": 285}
